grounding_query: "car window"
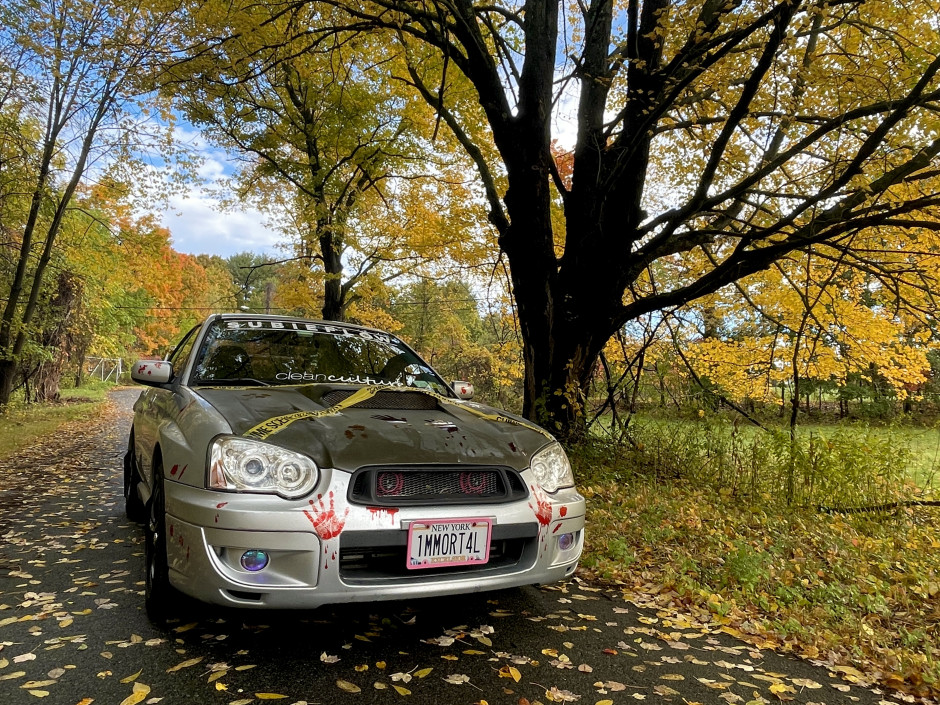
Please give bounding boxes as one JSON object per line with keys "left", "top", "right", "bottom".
{"left": 190, "top": 319, "right": 452, "bottom": 395}
{"left": 166, "top": 324, "right": 201, "bottom": 379}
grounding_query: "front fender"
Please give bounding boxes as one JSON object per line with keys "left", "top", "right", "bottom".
{"left": 152, "top": 389, "right": 233, "bottom": 494}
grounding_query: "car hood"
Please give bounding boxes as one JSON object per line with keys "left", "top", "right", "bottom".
{"left": 194, "top": 385, "right": 551, "bottom": 472}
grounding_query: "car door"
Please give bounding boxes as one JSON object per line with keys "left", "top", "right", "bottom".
{"left": 134, "top": 324, "right": 202, "bottom": 487}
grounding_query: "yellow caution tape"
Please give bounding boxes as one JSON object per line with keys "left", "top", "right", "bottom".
{"left": 242, "top": 385, "right": 554, "bottom": 441}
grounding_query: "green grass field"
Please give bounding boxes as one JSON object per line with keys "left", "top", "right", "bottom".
{"left": 592, "top": 412, "right": 940, "bottom": 491}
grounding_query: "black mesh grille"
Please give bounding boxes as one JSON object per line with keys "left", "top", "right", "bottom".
{"left": 377, "top": 470, "right": 501, "bottom": 498}
{"left": 321, "top": 389, "right": 439, "bottom": 410}
{"left": 350, "top": 466, "right": 528, "bottom": 506}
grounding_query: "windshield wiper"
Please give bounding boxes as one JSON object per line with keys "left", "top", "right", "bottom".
{"left": 194, "top": 378, "right": 270, "bottom": 387}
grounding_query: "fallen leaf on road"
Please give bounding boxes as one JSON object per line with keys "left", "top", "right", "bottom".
{"left": 337, "top": 680, "right": 361, "bottom": 693}
{"left": 118, "top": 681, "right": 151, "bottom": 705}
{"left": 166, "top": 657, "right": 203, "bottom": 673}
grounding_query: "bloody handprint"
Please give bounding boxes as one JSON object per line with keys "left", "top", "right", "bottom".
{"left": 528, "top": 484, "right": 552, "bottom": 526}
{"left": 303, "top": 491, "right": 349, "bottom": 540}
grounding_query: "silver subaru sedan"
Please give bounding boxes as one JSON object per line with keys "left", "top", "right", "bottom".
{"left": 126, "top": 313, "right": 585, "bottom": 620}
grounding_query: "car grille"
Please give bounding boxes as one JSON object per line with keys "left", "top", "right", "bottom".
{"left": 349, "top": 466, "right": 528, "bottom": 506}
{"left": 321, "top": 389, "right": 439, "bottom": 410}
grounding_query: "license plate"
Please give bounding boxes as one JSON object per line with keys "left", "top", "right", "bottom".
{"left": 406, "top": 518, "right": 492, "bottom": 570}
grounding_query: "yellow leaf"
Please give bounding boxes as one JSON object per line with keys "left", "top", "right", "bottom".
{"left": 28, "top": 692, "right": 50, "bottom": 698}
{"left": 173, "top": 623, "right": 198, "bottom": 633}
{"left": 75, "top": 700, "right": 94, "bottom": 705}
{"left": 441, "top": 655, "right": 458, "bottom": 661}
{"left": 207, "top": 670, "right": 228, "bottom": 683}
{"left": 376, "top": 661, "right": 386, "bottom": 670}
{"left": 414, "top": 668, "right": 433, "bottom": 679}
{"left": 166, "top": 657, "right": 203, "bottom": 673}
{"left": 255, "top": 694, "right": 288, "bottom": 700}
{"left": 234, "top": 664, "right": 256, "bottom": 671}
{"left": 596, "top": 701, "right": 615, "bottom": 705}
{"left": 59, "top": 619, "right": 73, "bottom": 629}
{"left": 118, "top": 682, "right": 151, "bottom": 705}
{"left": 790, "top": 678, "right": 821, "bottom": 689}
{"left": 120, "top": 669, "right": 142, "bottom": 684}
{"left": 354, "top": 664, "right": 369, "bottom": 672}
{"left": 374, "top": 682, "right": 388, "bottom": 690}
{"left": 393, "top": 685, "right": 411, "bottom": 696}
{"left": 462, "top": 650, "right": 485, "bottom": 655}
{"left": 215, "top": 682, "right": 227, "bottom": 691}
{"left": 21, "top": 681, "right": 57, "bottom": 689}
{"left": 337, "top": 680, "right": 361, "bottom": 693}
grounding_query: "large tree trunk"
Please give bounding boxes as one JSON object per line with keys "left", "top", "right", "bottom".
{"left": 320, "top": 230, "right": 345, "bottom": 321}
{"left": 0, "top": 359, "right": 17, "bottom": 406}
{"left": 33, "top": 271, "right": 80, "bottom": 402}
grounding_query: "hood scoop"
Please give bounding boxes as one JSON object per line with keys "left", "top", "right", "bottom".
{"left": 321, "top": 389, "right": 440, "bottom": 410}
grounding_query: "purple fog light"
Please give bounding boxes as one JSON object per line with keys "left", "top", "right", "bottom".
{"left": 557, "top": 533, "right": 575, "bottom": 551}
{"left": 240, "top": 549, "right": 270, "bottom": 572}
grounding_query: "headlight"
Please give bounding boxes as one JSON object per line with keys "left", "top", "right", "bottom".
{"left": 209, "top": 437, "right": 318, "bottom": 499}
{"left": 530, "top": 442, "right": 575, "bottom": 493}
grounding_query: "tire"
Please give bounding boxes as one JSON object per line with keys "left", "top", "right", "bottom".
{"left": 145, "top": 460, "right": 176, "bottom": 622}
{"left": 124, "top": 437, "right": 146, "bottom": 523}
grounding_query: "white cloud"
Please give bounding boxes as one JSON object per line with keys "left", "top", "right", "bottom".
{"left": 137, "top": 121, "right": 286, "bottom": 258}
{"left": 161, "top": 190, "right": 281, "bottom": 258}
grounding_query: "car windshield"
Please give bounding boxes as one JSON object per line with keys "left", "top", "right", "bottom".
{"left": 190, "top": 319, "right": 452, "bottom": 395}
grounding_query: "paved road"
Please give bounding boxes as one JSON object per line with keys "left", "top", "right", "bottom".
{"left": 0, "top": 389, "right": 902, "bottom": 705}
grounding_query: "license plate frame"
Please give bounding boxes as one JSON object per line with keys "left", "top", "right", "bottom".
{"left": 406, "top": 518, "right": 492, "bottom": 570}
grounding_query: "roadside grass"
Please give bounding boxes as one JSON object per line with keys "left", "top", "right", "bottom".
{"left": 571, "top": 424, "right": 940, "bottom": 695}
{"left": 0, "top": 381, "right": 114, "bottom": 462}
{"left": 594, "top": 412, "right": 940, "bottom": 490}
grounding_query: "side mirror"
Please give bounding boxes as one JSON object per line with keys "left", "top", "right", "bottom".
{"left": 452, "top": 380, "right": 474, "bottom": 400}
{"left": 131, "top": 359, "right": 173, "bottom": 386}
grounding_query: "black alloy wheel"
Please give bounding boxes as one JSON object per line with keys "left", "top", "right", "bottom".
{"left": 144, "top": 460, "right": 174, "bottom": 622}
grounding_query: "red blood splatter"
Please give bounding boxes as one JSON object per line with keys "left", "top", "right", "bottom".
{"left": 214, "top": 515, "right": 219, "bottom": 523}
{"left": 331, "top": 552, "right": 336, "bottom": 561}
{"left": 169, "top": 524, "right": 174, "bottom": 537}
{"left": 303, "top": 491, "right": 349, "bottom": 540}
{"left": 367, "top": 507, "right": 400, "bottom": 521}
{"left": 508, "top": 442, "right": 518, "bottom": 452}
{"left": 560, "top": 506, "right": 568, "bottom": 517}
{"left": 176, "top": 465, "right": 188, "bottom": 480}
{"left": 186, "top": 547, "right": 190, "bottom": 560}
{"left": 552, "top": 523, "right": 562, "bottom": 534}
{"left": 169, "top": 464, "right": 179, "bottom": 476}
{"left": 528, "top": 485, "right": 552, "bottom": 526}
{"left": 216, "top": 502, "right": 228, "bottom": 509}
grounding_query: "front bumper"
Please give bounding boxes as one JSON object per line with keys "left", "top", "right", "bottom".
{"left": 163, "top": 469, "right": 585, "bottom": 609}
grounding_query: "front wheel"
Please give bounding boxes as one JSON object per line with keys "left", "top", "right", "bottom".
{"left": 144, "top": 461, "right": 176, "bottom": 622}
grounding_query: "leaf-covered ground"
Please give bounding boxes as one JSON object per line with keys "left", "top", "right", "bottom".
{"left": 578, "top": 476, "right": 940, "bottom": 698}
{"left": 0, "top": 390, "right": 929, "bottom": 705}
